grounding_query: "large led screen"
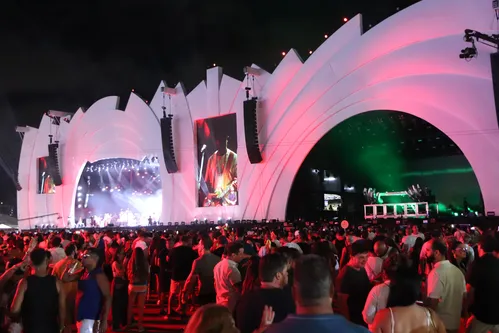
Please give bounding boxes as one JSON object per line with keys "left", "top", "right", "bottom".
{"left": 38, "top": 157, "right": 56, "bottom": 194}
{"left": 196, "top": 114, "right": 238, "bottom": 207}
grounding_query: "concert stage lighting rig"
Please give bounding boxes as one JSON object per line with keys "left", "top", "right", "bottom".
{"left": 460, "top": 29, "right": 499, "bottom": 60}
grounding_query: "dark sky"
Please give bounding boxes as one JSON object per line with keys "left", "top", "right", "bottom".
{"left": 0, "top": 0, "right": 416, "bottom": 205}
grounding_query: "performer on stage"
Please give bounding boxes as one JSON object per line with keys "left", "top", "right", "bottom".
{"left": 44, "top": 175, "right": 54, "bottom": 194}
{"left": 202, "top": 132, "right": 238, "bottom": 207}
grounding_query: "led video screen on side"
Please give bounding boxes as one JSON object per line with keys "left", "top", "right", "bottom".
{"left": 38, "top": 157, "right": 56, "bottom": 194}
{"left": 196, "top": 114, "right": 238, "bottom": 207}
{"left": 324, "top": 193, "right": 342, "bottom": 211}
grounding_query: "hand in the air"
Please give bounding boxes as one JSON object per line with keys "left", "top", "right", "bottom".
{"left": 259, "top": 305, "right": 275, "bottom": 331}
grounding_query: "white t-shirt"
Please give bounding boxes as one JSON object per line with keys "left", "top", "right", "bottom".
{"left": 427, "top": 260, "right": 466, "bottom": 330}
{"left": 402, "top": 233, "right": 425, "bottom": 251}
{"left": 49, "top": 247, "right": 66, "bottom": 265}
{"left": 363, "top": 281, "right": 390, "bottom": 330}
{"left": 134, "top": 240, "right": 148, "bottom": 251}
{"left": 365, "top": 247, "right": 392, "bottom": 281}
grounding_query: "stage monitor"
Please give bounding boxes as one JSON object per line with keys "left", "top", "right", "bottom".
{"left": 196, "top": 114, "right": 238, "bottom": 207}
{"left": 37, "top": 157, "right": 56, "bottom": 194}
{"left": 324, "top": 193, "right": 342, "bottom": 211}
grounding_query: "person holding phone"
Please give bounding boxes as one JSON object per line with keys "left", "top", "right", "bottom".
{"left": 62, "top": 248, "right": 111, "bottom": 333}
{"left": 53, "top": 243, "right": 81, "bottom": 333}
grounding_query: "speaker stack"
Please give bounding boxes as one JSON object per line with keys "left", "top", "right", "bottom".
{"left": 47, "top": 140, "right": 63, "bottom": 186}
{"left": 160, "top": 115, "right": 178, "bottom": 173}
{"left": 243, "top": 98, "right": 263, "bottom": 164}
{"left": 490, "top": 52, "right": 499, "bottom": 128}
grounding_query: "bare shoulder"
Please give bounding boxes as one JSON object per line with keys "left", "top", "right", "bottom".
{"left": 427, "top": 308, "right": 446, "bottom": 332}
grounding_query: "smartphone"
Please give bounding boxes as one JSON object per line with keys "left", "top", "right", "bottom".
{"left": 68, "top": 262, "right": 79, "bottom": 274}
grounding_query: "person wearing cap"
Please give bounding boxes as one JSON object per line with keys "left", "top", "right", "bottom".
{"left": 336, "top": 240, "right": 372, "bottom": 326}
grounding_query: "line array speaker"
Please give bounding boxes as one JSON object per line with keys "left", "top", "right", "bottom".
{"left": 490, "top": 52, "right": 499, "bottom": 128}
{"left": 160, "top": 115, "right": 178, "bottom": 173}
{"left": 243, "top": 99, "right": 263, "bottom": 164}
{"left": 48, "top": 143, "right": 63, "bottom": 186}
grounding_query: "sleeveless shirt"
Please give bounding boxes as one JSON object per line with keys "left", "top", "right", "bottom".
{"left": 21, "top": 275, "right": 59, "bottom": 333}
{"left": 76, "top": 267, "right": 103, "bottom": 321}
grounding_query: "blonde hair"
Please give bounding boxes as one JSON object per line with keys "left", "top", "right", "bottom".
{"left": 184, "top": 304, "right": 239, "bottom": 333}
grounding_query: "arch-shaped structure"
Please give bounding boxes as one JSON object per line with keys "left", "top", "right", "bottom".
{"left": 286, "top": 109, "right": 484, "bottom": 220}
{"left": 17, "top": 0, "right": 499, "bottom": 229}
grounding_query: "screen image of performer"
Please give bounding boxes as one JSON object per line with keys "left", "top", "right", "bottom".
{"left": 43, "top": 175, "right": 55, "bottom": 194}
{"left": 203, "top": 132, "right": 238, "bottom": 207}
{"left": 38, "top": 157, "right": 56, "bottom": 194}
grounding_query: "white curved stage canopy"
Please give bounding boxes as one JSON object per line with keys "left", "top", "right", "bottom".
{"left": 17, "top": 0, "right": 499, "bottom": 229}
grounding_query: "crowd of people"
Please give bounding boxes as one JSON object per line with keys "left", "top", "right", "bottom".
{"left": 0, "top": 221, "right": 496, "bottom": 333}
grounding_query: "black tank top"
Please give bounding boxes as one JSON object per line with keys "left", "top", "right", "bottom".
{"left": 21, "top": 275, "right": 59, "bottom": 333}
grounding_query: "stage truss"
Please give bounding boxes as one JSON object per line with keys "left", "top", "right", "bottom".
{"left": 364, "top": 202, "right": 429, "bottom": 219}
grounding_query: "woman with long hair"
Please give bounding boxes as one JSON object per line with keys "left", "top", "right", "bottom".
{"left": 371, "top": 265, "right": 446, "bottom": 333}
{"left": 409, "top": 237, "right": 424, "bottom": 275}
{"left": 311, "top": 240, "right": 339, "bottom": 282}
{"left": 148, "top": 235, "right": 161, "bottom": 300}
{"left": 126, "top": 247, "right": 149, "bottom": 332}
{"left": 111, "top": 246, "right": 127, "bottom": 331}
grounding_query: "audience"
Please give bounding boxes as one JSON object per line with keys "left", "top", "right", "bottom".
{"left": 0, "top": 222, "right": 497, "bottom": 333}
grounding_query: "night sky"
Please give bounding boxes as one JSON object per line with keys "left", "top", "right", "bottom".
{"left": 0, "top": 0, "right": 417, "bottom": 206}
